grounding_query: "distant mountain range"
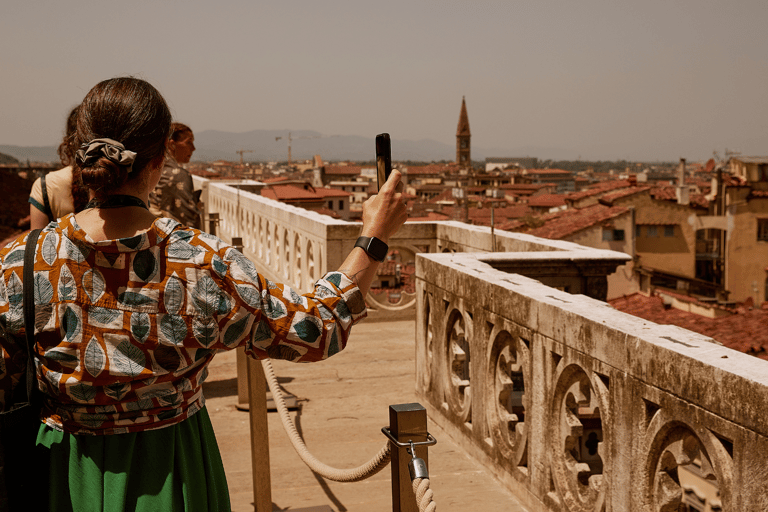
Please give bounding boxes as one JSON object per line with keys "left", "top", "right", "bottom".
{"left": 0, "top": 129, "right": 580, "bottom": 164}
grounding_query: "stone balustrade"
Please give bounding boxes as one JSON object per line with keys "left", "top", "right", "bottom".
{"left": 416, "top": 251, "right": 768, "bottom": 511}
{"left": 201, "top": 181, "right": 439, "bottom": 317}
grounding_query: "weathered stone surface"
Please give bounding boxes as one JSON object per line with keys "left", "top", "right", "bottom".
{"left": 416, "top": 251, "right": 768, "bottom": 511}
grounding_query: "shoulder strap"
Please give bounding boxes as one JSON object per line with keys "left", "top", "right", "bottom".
{"left": 22, "top": 229, "right": 42, "bottom": 401}
{"left": 40, "top": 176, "right": 53, "bottom": 222}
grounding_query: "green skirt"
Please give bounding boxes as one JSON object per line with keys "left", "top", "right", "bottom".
{"left": 33, "top": 407, "right": 231, "bottom": 512}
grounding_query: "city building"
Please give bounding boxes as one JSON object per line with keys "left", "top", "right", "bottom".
{"left": 456, "top": 96, "right": 471, "bottom": 167}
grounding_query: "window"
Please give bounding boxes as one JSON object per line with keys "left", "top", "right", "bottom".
{"left": 327, "top": 200, "right": 333, "bottom": 209}
{"left": 635, "top": 225, "right": 642, "bottom": 237}
{"left": 759, "top": 219, "right": 768, "bottom": 241}
{"left": 338, "top": 200, "right": 343, "bottom": 210}
{"left": 759, "top": 164, "right": 768, "bottom": 181}
{"left": 602, "top": 229, "right": 625, "bottom": 242}
{"left": 647, "top": 226, "right": 658, "bottom": 237}
{"left": 664, "top": 225, "right": 675, "bottom": 237}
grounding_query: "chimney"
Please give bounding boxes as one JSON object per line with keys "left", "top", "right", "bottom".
{"left": 676, "top": 158, "right": 689, "bottom": 205}
{"left": 678, "top": 158, "right": 686, "bottom": 186}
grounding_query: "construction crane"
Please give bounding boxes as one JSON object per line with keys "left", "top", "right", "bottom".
{"left": 275, "top": 131, "right": 329, "bottom": 168}
{"left": 236, "top": 149, "right": 254, "bottom": 165}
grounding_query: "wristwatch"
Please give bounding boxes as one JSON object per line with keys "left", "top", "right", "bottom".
{"left": 354, "top": 236, "right": 388, "bottom": 262}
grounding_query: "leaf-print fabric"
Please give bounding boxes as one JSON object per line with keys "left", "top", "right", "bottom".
{"left": 0, "top": 214, "right": 366, "bottom": 435}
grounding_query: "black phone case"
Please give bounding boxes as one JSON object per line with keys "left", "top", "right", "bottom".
{"left": 376, "top": 133, "right": 392, "bottom": 190}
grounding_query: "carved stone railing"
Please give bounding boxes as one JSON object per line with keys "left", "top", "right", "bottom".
{"left": 202, "top": 181, "right": 442, "bottom": 318}
{"left": 416, "top": 251, "right": 768, "bottom": 511}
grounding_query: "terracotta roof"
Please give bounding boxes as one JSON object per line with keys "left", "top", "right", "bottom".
{"left": 261, "top": 185, "right": 321, "bottom": 201}
{"left": 441, "top": 205, "right": 531, "bottom": 225}
{"left": 499, "top": 183, "right": 553, "bottom": 191}
{"left": 599, "top": 186, "right": 653, "bottom": 204}
{"left": 407, "top": 212, "right": 450, "bottom": 222}
{"left": 324, "top": 165, "right": 364, "bottom": 176}
{"left": 468, "top": 205, "right": 530, "bottom": 220}
{"left": 650, "top": 186, "right": 709, "bottom": 208}
{"left": 722, "top": 174, "right": 749, "bottom": 187}
{"left": 524, "top": 204, "right": 629, "bottom": 239}
{"left": 313, "top": 188, "right": 350, "bottom": 198}
{"left": 527, "top": 194, "right": 566, "bottom": 208}
{"left": 610, "top": 293, "right": 768, "bottom": 360}
{"left": 427, "top": 188, "right": 456, "bottom": 204}
{"left": 376, "top": 260, "right": 401, "bottom": 276}
{"left": 263, "top": 176, "right": 291, "bottom": 184}
{"left": 749, "top": 190, "right": 768, "bottom": 198}
{"left": 566, "top": 180, "right": 631, "bottom": 201}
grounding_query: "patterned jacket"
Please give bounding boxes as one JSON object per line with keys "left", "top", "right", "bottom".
{"left": 0, "top": 215, "right": 366, "bottom": 435}
{"left": 149, "top": 155, "right": 202, "bottom": 229}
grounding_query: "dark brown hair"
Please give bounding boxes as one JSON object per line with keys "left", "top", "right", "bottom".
{"left": 57, "top": 106, "right": 89, "bottom": 212}
{"left": 170, "top": 122, "right": 193, "bottom": 142}
{"left": 75, "top": 77, "right": 172, "bottom": 197}
{"left": 57, "top": 106, "right": 79, "bottom": 167}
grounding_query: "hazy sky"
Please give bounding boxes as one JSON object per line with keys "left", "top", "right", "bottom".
{"left": 2, "top": 0, "right": 767, "bottom": 161}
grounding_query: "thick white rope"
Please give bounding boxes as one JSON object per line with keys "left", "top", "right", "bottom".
{"left": 412, "top": 478, "right": 437, "bottom": 512}
{"left": 261, "top": 358, "right": 391, "bottom": 482}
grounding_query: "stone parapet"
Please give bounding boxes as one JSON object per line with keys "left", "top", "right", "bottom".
{"left": 415, "top": 251, "right": 768, "bottom": 511}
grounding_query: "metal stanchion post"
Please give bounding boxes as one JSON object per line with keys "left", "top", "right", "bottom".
{"left": 388, "top": 403, "right": 429, "bottom": 512}
{"left": 209, "top": 212, "right": 219, "bottom": 236}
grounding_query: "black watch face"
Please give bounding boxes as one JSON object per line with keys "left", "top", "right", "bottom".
{"left": 369, "top": 237, "right": 388, "bottom": 261}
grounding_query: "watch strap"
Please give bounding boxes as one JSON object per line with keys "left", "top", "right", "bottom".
{"left": 354, "top": 236, "right": 388, "bottom": 262}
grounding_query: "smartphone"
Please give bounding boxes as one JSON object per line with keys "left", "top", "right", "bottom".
{"left": 376, "top": 133, "right": 392, "bottom": 191}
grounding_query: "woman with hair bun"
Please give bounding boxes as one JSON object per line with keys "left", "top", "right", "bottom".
{"left": 0, "top": 77, "right": 408, "bottom": 511}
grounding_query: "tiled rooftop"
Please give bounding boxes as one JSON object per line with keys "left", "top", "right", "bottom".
{"left": 599, "top": 185, "right": 653, "bottom": 204}
{"left": 650, "top": 185, "right": 709, "bottom": 209}
{"left": 507, "top": 203, "right": 628, "bottom": 239}
{"left": 565, "top": 179, "right": 631, "bottom": 201}
{"left": 323, "top": 165, "right": 365, "bottom": 176}
{"left": 610, "top": 292, "right": 768, "bottom": 359}
{"left": 526, "top": 193, "right": 567, "bottom": 208}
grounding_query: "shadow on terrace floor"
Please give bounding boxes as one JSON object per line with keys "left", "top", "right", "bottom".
{"left": 204, "top": 319, "right": 528, "bottom": 512}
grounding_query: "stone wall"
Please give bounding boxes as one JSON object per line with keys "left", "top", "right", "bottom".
{"left": 416, "top": 251, "right": 768, "bottom": 511}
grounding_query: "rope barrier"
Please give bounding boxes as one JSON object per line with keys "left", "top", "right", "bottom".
{"left": 261, "top": 358, "right": 392, "bottom": 482}
{"left": 412, "top": 478, "right": 437, "bottom": 512}
{"left": 261, "top": 358, "right": 438, "bottom": 509}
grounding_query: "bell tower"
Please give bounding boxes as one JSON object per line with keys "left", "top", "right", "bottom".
{"left": 456, "top": 96, "right": 471, "bottom": 168}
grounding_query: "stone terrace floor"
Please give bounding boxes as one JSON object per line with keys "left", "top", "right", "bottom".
{"left": 204, "top": 319, "right": 529, "bottom": 512}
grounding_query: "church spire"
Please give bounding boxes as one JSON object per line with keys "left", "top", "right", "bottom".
{"left": 456, "top": 96, "right": 471, "bottom": 167}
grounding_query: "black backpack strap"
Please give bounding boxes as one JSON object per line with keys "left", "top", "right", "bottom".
{"left": 40, "top": 176, "right": 53, "bottom": 222}
{"left": 22, "top": 229, "right": 41, "bottom": 401}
